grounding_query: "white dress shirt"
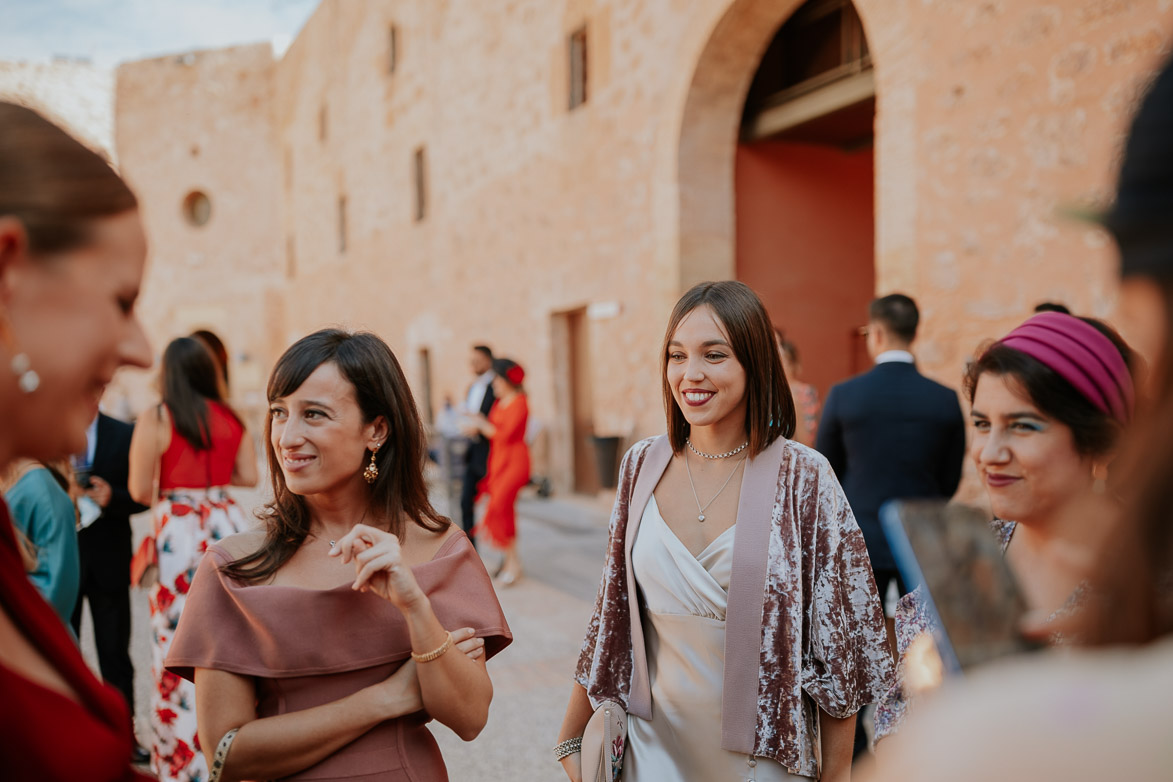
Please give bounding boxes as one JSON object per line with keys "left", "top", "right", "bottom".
{"left": 874, "top": 350, "right": 915, "bottom": 365}
{"left": 465, "top": 371, "right": 495, "bottom": 414}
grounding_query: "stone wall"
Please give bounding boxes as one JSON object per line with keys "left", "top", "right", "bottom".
{"left": 110, "top": 0, "right": 1173, "bottom": 493}
{"left": 0, "top": 60, "right": 115, "bottom": 160}
{"left": 114, "top": 44, "right": 283, "bottom": 428}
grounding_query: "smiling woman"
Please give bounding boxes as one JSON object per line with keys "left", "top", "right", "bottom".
{"left": 0, "top": 101, "right": 153, "bottom": 779}
{"left": 872, "top": 311, "right": 1137, "bottom": 745}
{"left": 164, "top": 329, "right": 511, "bottom": 782}
{"left": 560, "top": 281, "right": 892, "bottom": 782}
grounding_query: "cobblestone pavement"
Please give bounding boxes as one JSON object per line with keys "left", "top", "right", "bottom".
{"left": 78, "top": 482, "right": 611, "bottom": 781}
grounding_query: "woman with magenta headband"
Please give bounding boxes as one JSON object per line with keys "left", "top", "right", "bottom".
{"left": 864, "top": 51, "right": 1173, "bottom": 782}
{"left": 873, "top": 310, "right": 1136, "bottom": 745}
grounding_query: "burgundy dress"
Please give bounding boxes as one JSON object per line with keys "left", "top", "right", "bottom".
{"left": 166, "top": 531, "right": 511, "bottom": 781}
{"left": 0, "top": 501, "right": 151, "bottom": 781}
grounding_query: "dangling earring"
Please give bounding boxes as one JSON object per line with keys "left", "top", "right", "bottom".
{"left": 10, "top": 353, "right": 39, "bottom": 394}
{"left": 363, "top": 444, "right": 380, "bottom": 484}
{"left": 0, "top": 316, "right": 39, "bottom": 394}
{"left": 1092, "top": 463, "right": 1108, "bottom": 495}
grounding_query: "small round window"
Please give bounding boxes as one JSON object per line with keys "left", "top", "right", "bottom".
{"left": 182, "top": 190, "right": 212, "bottom": 227}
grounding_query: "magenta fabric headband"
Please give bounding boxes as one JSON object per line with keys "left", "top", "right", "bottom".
{"left": 996, "top": 312, "right": 1134, "bottom": 424}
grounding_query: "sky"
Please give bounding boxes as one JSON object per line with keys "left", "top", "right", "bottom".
{"left": 0, "top": 0, "right": 320, "bottom": 66}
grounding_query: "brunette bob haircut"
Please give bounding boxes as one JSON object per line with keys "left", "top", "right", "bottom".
{"left": 662, "top": 281, "right": 796, "bottom": 457}
{"left": 222, "top": 329, "right": 448, "bottom": 583}
{"left": 962, "top": 317, "right": 1135, "bottom": 457}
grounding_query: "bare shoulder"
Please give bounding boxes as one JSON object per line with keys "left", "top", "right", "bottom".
{"left": 213, "top": 528, "right": 268, "bottom": 561}
{"left": 402, "top": 519, "right": 462, "bottom": 564}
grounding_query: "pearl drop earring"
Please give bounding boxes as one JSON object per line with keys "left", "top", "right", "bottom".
{"left": 10, "top": 353, "right": 39, "bottom": 394}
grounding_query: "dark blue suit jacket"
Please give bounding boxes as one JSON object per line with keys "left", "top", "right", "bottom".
{"left": 77, "top": 414, "right": 149, "bottom": 590}
{"left": 815, "top": 361, "right": 966, "bottom": 571}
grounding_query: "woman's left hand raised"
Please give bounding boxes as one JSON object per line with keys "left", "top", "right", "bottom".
{"left": 330, "top": 523, "right": 427, "bottom": 612}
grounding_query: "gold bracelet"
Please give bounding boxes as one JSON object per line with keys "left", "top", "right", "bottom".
{"left": 411, "top": 631, "right": 453, "bottom": 663}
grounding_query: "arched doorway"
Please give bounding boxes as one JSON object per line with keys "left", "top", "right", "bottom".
{"left": 736, "top": 0, "right": 875, "bottom": 396}
{"left": 671, "top": 0, "right": 877, "bottom": 398}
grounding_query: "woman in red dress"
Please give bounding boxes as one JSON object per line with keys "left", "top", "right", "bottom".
{"left": 469, "top": 358, "right": 530, "bottom": 585}
{"left": 0, "top": 101, "right": 154, "bottom": 779}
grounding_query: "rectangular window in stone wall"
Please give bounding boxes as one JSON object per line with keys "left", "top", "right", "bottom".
{"left": 338, "top": 195, "right": 347, "bottom": 253}
{"left": 569, "top": 26, "right": 588, "bottom": 110}
{"left": 413, "top": 147, "right": 427, "bottom": 222}
{"left": 388, "top": 25, "right": 398, "bottom": 74}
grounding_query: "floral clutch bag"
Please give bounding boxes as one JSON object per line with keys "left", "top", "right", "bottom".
{"left": 581, "top": 699, "right": 626, "bottom": 782}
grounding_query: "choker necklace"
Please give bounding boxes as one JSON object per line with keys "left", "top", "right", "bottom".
{"left": 686, "top": 438, "right": 748, "bottom": 460}
{"left": 684, "top": 451, "right": 747, "bottom": 522}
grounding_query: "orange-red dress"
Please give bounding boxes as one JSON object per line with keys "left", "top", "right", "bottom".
{"left": 479, "top": 395, "right": 530, "bottom": 548}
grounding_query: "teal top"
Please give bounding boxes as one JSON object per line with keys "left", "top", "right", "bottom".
{"left": 6, "top": 468, "right": 79, "bottom": 625}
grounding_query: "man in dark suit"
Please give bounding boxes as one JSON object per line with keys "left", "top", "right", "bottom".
{"left": 460, "top": 345, "right": 496, "bottom": 546}
{"left": 71, "top": 412, "right": 149, "bottom": 761}
{"left": 816, "top": 293, "right": 966, "bottom": 754}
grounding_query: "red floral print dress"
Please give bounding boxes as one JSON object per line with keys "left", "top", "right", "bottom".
{"left": 148, "top": 403, "right": 247, "bottom": 782}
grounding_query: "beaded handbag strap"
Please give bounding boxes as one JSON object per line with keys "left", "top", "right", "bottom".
{"left": 208, "top": 727, "right": 239, "bottom": 782}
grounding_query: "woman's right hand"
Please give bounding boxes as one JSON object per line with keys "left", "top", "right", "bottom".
{"left": 560, "top": 752, "right": 582, "bottom": 782}
{"left": 370, "top": 627, "right": 486, "bottom": 719}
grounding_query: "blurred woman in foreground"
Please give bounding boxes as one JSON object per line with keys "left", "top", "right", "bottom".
{"left": 865, "top": 53, "right": 1173, "bottom": 782}
{"left": 0, "top": 101, "right": 153, "bottom": 779}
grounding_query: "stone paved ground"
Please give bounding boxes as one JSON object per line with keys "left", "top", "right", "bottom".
{"left": 78, "top": 482, "right": 611, "bottom": 781}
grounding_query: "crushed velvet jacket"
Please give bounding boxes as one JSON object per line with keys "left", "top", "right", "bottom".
{"left": 575, "top": 435, "right": 894, "bottom": 776}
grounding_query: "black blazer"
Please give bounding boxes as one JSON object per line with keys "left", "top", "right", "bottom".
{"left": 815, "top": 361, "right": 966, "bottom": 571}
{"left": 77, "top": 413, "right": 150, "bottom": 590}
{"left": 465, "top": 380, "right": 497, "bottom": 474}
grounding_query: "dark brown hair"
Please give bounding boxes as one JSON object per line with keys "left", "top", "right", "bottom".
{"left": 492, "top": 357, "right": 524, "bottom": 391}
{"left": 0, "top": 102, "right": 136, "bottom": 253}
{"left": 869, "top": 293, "right": 919, "bottom": 343}
{"left": 1081, "top": 280, "right": 1173, "bottom": 644}
{"left": 191, "top": 329, "right": 230, "bottom": 389}
{"left": 161, "top": 337, "right": 239, "bottom": 451}
{"left": 662, "top": 281, "right": 795, "bottom": 456}
{"left": 222, "top": 329, "right": 448, "bottom": 582}
{"left": 962, "top": 317, "right": 1135, "bottom": 458}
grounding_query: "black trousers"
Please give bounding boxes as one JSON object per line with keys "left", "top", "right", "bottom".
{"left": 71, "top": 573, "right": 135, "bottom": 716}
{"left": 460, "top": 461, "right": 486, "bottom": 546}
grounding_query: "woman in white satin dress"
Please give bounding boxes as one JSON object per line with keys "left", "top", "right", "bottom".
{"left": 560, "top": 282, "right": 893, "bottom": 782}
{"left": 624, "top": 495, "right": 801, "bottom": 781}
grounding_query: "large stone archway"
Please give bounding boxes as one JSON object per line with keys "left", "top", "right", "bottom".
{"left": 660, "top": 0, "right": 896, "bottom": 293}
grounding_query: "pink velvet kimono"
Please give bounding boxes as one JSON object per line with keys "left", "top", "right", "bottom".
{"left": 575, "top": 435, "right": 894, "bottom": 777}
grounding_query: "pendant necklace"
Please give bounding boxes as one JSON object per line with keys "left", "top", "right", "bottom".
{"left": 684, "top": 450, "right": 747, "bottom": 522}
{"left": 329, "top": 540, "right": 336, "bottom": 549}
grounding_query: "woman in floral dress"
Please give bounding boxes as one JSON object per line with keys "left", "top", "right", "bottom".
{"left": 128, "top": 337, "right": 257, "bottom": 781}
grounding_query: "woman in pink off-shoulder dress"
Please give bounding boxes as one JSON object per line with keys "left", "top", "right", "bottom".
{"left": 166, "top": 329, "right": 511, "bottom": 781}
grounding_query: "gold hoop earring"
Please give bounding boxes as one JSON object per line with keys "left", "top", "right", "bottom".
{"left": 1092, "top": 463, "right": 1108, "bottom": 495}
{"left": 363, "top": 444, "right": 380, "bottom": 484}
